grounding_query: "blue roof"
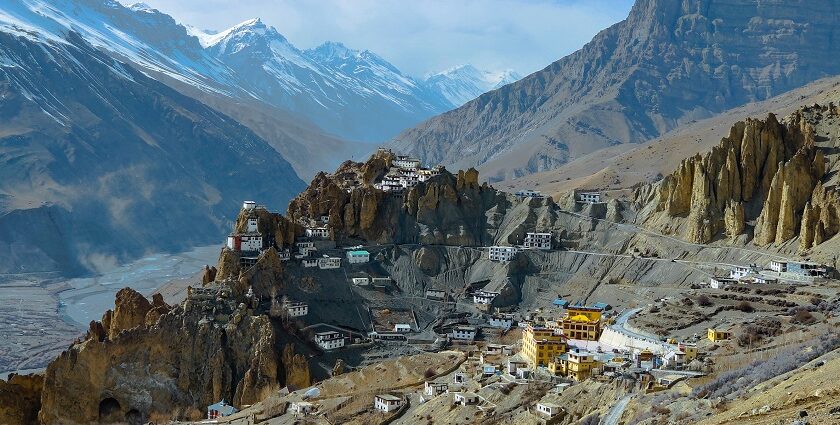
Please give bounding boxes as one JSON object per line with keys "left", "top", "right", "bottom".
{"left": 592, "top": 302, "right": 610, "bottom": 310}
{"left": 348, "top": 250, "right": 370, "bottom": 255}
{"left": 553, "top": 299, "right": 569, "bottom": 306}
{"left": 208, "top": 400, "right": 238, "bottom": 416}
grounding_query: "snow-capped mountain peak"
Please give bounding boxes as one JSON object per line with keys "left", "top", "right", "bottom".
{"left": 424, "top": 65, "right": 522, "bottom": 106}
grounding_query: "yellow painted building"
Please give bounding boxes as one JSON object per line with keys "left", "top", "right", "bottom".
{"left": 548, "top": 348, "right": 600, "bottom": 381}
{"left": 707, "top": 328, "right": 731, "bottom": 342}
{"left": 522, "top": 324, "right": 568, "bottom": 367}
{"left": 560, "top": 306, "right": 603, "bottom": 340}
{"left": 678, "top": 342, "right": 698, "bottom": 361}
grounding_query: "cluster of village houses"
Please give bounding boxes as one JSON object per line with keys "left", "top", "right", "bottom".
{"left": 372, "top": 148, "right": 444, "bottom": 193}
{"left": 709, "top": 260, "right": 833, "bottom": 288}
{"left": 213, "top": 187, "right": 838, "bottom": 421}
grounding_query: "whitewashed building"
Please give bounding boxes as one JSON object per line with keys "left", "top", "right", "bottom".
{"left": 489, "top": 246, "right": 520, "bottom": 262}
{"left": 283, "top": 300, "right": 308, "bottom": 317}
{"left": 730, "top": 264, "right": 761, "bottom": 279}
{"left": 536, "top": 402, "right": 562, "bottom": 418}
{"left": 278, "top": 249, "right": 291, "bottom": 261}
{"left": 488, "top": 314, "right": 513, "bottom": 329}
{"left": 524, "top": 232, "right": 552, "bottom": 250}
{"left": 346, "top": 250, "right": 370, "bottom": 264}
{"left": 296, "top": 241, "right": 316, "bottom": 257}
{"left": 315, "top": 331, "right": 345, "bottom": 350}
{"left": 394, "top": 323, "right": 412, "bottom": 333}
{"left": 424, "top": 381, "right": 448, "bottom": 397}
{"left": 290, "top": 401, "right": 316, "bottom": 415}
{"left": 242, "top": 200, "right": 256, "bottom": 210}
{"left": 374, "top": 394, "right": 402, "bottom": 412}
{"left": 473, "top": 290, "right": 499, "bottom": 305}
{"left": 453, "top": 392, "right": 479, "bottom": 406}
{"left": 305, "top": 227, "right": 329, "bottom": 239}
{"left": 350, "top": 273, "right": 369, "bottom": 286}
{"left": 576, "top": 191, "right": 602, "bottom": 204}
{"left": 393, "top": 156, "right": 421, "bottom": 170}
{"left": 227, "top": 233, "right": 263, "bottom": 252}
{"left": 515, "top": 190, "right": 544, "bottom": 200}
{"left": 426, "top": 289, "right": 446, "bottom": 300}
{"left": 318, "top": 256, "right": 341, "bottom": 269}
{"left": 451, "top": 325, "right": 477, "bottom": 341}
{"left": 302, "top": 258, "right": 319, "bottom": 268}
{"left": 710, "top": 276, "right": 737, "bottom": 289}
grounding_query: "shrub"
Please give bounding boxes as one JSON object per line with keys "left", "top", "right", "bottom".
{"left": 697, "top": 295, "right": 713, "bottom": 307}
{"left": 424, "top": 368, "right": 435, "bottom": 378}
{"left": 736, "top": 301, "right": 754, "bottom": 313}
{"left": 737, "top": 318, "right": 781, "bottom": 347}
{"left": 791, "top": 309, "right": 816, "bottom": 325}
{"left": 694, "top": 333, "right": 840, "bottom": 399}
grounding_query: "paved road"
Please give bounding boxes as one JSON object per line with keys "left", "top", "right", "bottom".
{"left": 611, "top": 307, "right": 670, "bottom": 346}
{"left": 602, "top": 395, "right": 631, "bottom": 425}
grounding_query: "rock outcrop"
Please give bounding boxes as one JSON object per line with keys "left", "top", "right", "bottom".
{"left": 0, "top": 374, "right": 42, "bottom": 425}
{"left": 286, "top": 153, "right": 509, "bottom": 247}
{"left": 39, "top": 287, "right": 307, "bottom": 424}
{"left": 636, "top": 105, "right": 838, "bottom": 250}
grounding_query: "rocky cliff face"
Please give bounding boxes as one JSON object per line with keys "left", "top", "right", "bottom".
{"left": 286, "top": 154, "right": 510, "bottom": 247}
{"left": 635, "top": 104, "right": 840, "bottom": 250}
{"left": 0, "top": 374, "right": 42, "bottom": 425}
{"left": 391, "top": 0, "right": 840, "bottom": 182}
{"left": 38, "top": 287, "right": 308, "bottom": 424}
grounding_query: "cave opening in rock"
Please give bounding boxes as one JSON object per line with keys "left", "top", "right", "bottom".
{"left": 125, "top": 408, "right": 143, "bottom": 425}
{"left": 98, "top": 397, "right": 121, "bottom": 420}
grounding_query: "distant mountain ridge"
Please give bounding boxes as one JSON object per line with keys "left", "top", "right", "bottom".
{"left": 1, "top": 0, "right": 519, "bottom": 155}
{"left": 424, "top": 65, "right": 521, "bottom": 107}
{"left": 0, "top": 28, "right": 304, "bottom": 276}
{"left": 391, "top": 0, "right": 840, "bottom": 183}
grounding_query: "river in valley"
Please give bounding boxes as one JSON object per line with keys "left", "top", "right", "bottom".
{"left": 58, "top": 244, "right": 220, "bottom": 327}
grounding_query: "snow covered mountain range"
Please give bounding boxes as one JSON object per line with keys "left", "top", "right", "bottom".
{"left": 0, "top": 0, "right": 519, "bottom": 143}
{"left": 424, "top": 65, "right": 521, "bottom": 107}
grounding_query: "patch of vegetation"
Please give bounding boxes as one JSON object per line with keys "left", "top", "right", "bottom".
{"left": 694, "top": 333, "right": 840, "bottom": 399}
{"left": 737, "top": 317, "right": 781, "bottom": 347}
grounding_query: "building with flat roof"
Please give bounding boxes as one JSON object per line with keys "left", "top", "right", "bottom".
{"left": 451, "top": 325, "right": 477, "bottom": 341}
{"left": 318, "top": 256, "right": 341, "bottom": 269}
{"left": 207, "top": 400, "right": 237, "bottom": 419}
{"left": 473, "top": 290, "right": 499, "bottom": 305}
{"left": 521, "top": 324, "right": 568, "bottom": 368}
{"left": 453, "top": 392, "right": 479, "bottom": 406}
{"left": 346, "top": 250, "right": 370, "bottom": 264}
{"left": 424, "top": 381, "right": 448, "bottom": 397}
{"left": 536, "top": 402, "right": 562, "bottom": 418}
{"left": 374, "top": 394, "right": 402, "bottom": 412}
{"left": 559, "top": 305, "right": 604, "bottom": 341}
{"left": 315, "top": 331, "right": 345, "bottom": 350}
{"left": 524, "top": 232, "right": 552, "bottom": 250}
{"left": 707, "top": 328, "right": 731, "bottom": 342}
{"left": 282, "top": 300, "right": 308, "bottom": 318}
{"left": 575, "top": 189, "right": 602, "bottom": 204}
{"left": 549, "top": 347, "right": 600, "bottom": 381}
{"left": 305, "top": 227, "right": 329, "bottom": 239}
{"left": 489, "top": 246, "right": 520, "bottom": 262}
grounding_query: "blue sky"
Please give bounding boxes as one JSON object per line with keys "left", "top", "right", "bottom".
{"left": 127, "top": 0, "right": 634, "bottom": 77}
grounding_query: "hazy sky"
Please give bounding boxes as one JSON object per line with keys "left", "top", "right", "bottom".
{"left": 126, "top": 0, "right": 634, "bottom": 77}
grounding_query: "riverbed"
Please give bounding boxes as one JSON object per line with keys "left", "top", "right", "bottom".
{"left": 58, "top": 244, "right": 220, "bottom": 326}
{"left": 0, "top": 244, "right": 219, "bottom": 374}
